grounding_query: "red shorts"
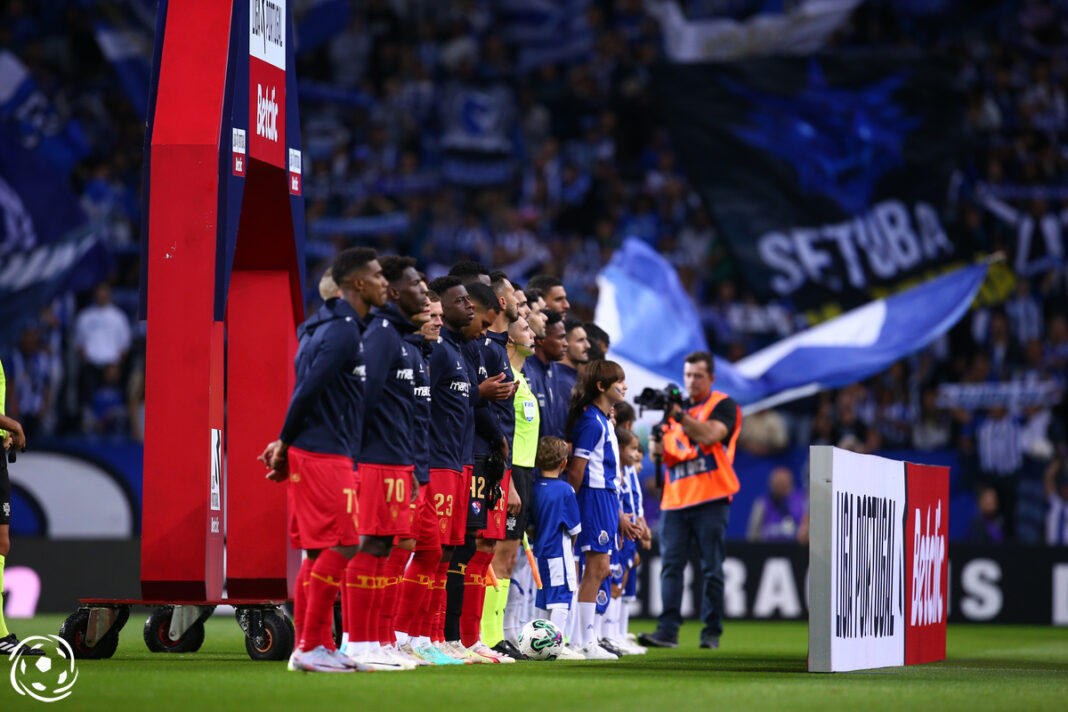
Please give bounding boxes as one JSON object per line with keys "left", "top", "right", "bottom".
{"left": 410, "top": 484, "right": 441, "bottom": 551}
{"left": 479, "top": 469, "right": 511, "bottom": 540}
{"left": 286, "top": 447, "right": 359, "bottom": 550}
{"left": 357, "top": 462, "right": 415, "bottom": 537}
{"left": 428, "top": 467, "right": 469, "bottom": 547}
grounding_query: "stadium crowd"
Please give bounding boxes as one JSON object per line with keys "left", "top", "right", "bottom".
{"left": 1, "top": 0, "right": 1067, "bottom": 548}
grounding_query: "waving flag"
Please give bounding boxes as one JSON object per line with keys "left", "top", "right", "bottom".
{"left": 594, "top": 238, "right": 988, "bottom": 413}
{"left": 94, "top": 20, "right": 153, "bottom": 119}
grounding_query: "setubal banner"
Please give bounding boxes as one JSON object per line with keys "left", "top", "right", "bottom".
{"left": 808, "top": 446, "right": 948, "bottom": 672}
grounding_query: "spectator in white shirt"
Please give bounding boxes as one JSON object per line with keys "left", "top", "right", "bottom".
{"left": 75, "top": 283, "right": 131, "bottom": 403}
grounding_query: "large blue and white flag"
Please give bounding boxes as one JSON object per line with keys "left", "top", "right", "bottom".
{"left": 0, "top": 93, "right": 109, "bottom": 346}
{"left": 646, "top": 0, "right": 861, "bottom": 62}
{"left": 94, "top": 20, "right": 152, "bottom": 119}
{"left": 595, "top": 238, "right": 988, "bottom": 413}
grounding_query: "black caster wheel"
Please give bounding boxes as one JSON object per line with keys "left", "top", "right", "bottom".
{"left": 59, "top": 609, "right": 121, "bottom": 659}
{"left": 245, "top": 609, "right": 295, "bottom": 661}
{"left": 144, "top": 606, "right": 206, "bottom": 653}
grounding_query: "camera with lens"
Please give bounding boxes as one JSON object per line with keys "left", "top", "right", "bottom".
{"left": 634, "top": 383, "right": 684, "bottom": 413}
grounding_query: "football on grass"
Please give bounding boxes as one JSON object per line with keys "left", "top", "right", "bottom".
{"left": 517, "top": 619, "right": 564, "bottom": 660}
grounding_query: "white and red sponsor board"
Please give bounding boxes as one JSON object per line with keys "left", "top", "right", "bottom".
{"left": 808, "top": 446, "right": 948, "bottom": 672}
{"left": 248, "top": 0, "right": 285, "bottom": 168}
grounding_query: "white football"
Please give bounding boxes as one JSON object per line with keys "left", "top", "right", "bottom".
{"left": 517, "top": 619, "right": 564, "bottom": 660}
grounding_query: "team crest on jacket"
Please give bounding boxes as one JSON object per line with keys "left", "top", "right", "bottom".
{"left": 596, "top": 589, "right": 609, "bottom": 606}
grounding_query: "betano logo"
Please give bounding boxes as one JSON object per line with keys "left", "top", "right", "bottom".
{"left": 9, "top": 635, "right": 78, "bottom": 703}
{"left": 256, "top": 83, "right": 279, "bottom": 142}
{"left": 911, "top": 501, "right": 945, "bottom": 626}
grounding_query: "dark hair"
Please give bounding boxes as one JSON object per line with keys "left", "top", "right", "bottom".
{"left": 685, "top": 350, "right": 716, "bottom": 375}
{"left": 584, "top": 322, "right": 610, "bottom": 348}
{"left": 426, "top": 289, "right": 440, "bottom": 303}
{"left": 449, "top": 260, "right": 490, "bottom": 282}
{"left": 490, "top": 270, "right": 510, "bottom": 290}
{"left": 536, "top": 436, "right": 570, "bottom": 472}
{"left": 526, "top": 275, "right": 563, "bottom": 293}
{"left": 380, "top": 255, "right": 417, "bottom": 284}
{"left": 614, "top": 401, "right": 636, "bottom": 427}
{"left": 564, "top": 317, "right": 585, "bottom": 336}
{"left": 510, "top": 280, "right": 523, "bottom": 292}
{"left": 465, "top": 281, "right": 500, "bottom": 312}
{"left": 541, "top": 308, "right": 563, "bottom": 334}
{"left": 616, "top": 427, "right": 638, "bottom": 450}
{"left": 332, "top": 247, "right": 378, "bottom": 285}
{"left": 428, "top": 275, "right": 464, "bottom": 298}
{"left": 525, "top": 287, "right": 543, "bottom": 304}
{"left": 565, "top": 359, "right": 625, "bottom": 440}
{"left": 418, "top": 271, "right": 428, "bottom": 283}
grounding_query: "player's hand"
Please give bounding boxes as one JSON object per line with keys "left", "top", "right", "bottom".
{"left": 259, "top": 440, "right": 288, "bottom": 482}
{"left": 620, "top": 513, "right": 642, "bottom": 541}
{"left": 507, "top": 476, "right": 521, "bottom": 515}
{"left": 410, "top": 472, "right": 420, "bottom": 503}
{"left": 666, "top": 402, "right": 683, "bottom": 420}
{"left": 478, "top": 372, "right": 512, "bottom": 401}
{"left": 9, "top": 423, "right": 26, "bottom": 451}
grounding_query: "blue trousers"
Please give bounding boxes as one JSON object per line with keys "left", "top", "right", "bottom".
{"left": 656, "top": 499, "right": 730, "bottom": 641}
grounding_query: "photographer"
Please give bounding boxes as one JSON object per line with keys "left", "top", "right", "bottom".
{"left": 638, "top": 351, "right": 741, "bottom": 651}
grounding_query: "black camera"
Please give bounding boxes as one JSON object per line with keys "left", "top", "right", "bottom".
{"left": 634, "top": 383, "right": 684, "bottom": 413}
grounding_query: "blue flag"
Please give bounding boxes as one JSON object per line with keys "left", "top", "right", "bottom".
{"left": 595, "top": 238, "right": 988, "bottom": 411}
{"left": 94, "top": 20, "right": 152, "bottom": 120}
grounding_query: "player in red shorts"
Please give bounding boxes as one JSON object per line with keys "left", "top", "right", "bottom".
{"left": 259, "top": 247, "right": 387, "bottom": 673}
{"left": 343, "top": 256, "right": 428, "bottom": 671}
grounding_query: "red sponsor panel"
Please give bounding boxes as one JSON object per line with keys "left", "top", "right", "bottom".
{"left": 904, "top": 462, "right": 949, "bottom": 665}
{"left": 248, "top": 57, "right": 285, "bottom": 168}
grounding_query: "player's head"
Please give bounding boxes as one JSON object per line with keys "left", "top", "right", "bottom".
{"left": 381, "top": 255, "right": 428, "bottom": 323}
{"left": 318, "top": 268, "right": 340, "bottom": 301}
{"left": 507, "top": 315, "right": 535, "bottom": 357}
{"left": 333, "top": 247, "right": 388, "bottom": 310}
{"left": 614, "top": 401, "right": 636, "bottom": 431}
{"left": 684, "top": 350, "right": 716, "bottom": 401}
{"left": 535, "top": 308, "right": 566, "bottom": 362}
{"left": 421, "top": 288, "right": 443, "bottom": 341}
{"left": 535, "top": 436, "right": 570, "bottom": 475}
{"left": 449, "top": 260, "right": 491, "bottom": 286}
{"left": 616, "top": 427, "right": 639, "bottom": 465}
{"left": 563, "top": 318, "right": 590, "bottom": 366}
{"left": 512, "top": 283, "right": 530, "bottom": 319}
{"left": 463, "top": 281, "right": 501, "bottom": 340}
{"left": 525, "top": 287, "right": 546, "bottom": 338}
{"left": 526, "top": 275, "right": 568, "bottom": 315}
{"left": 428, "top": 275, "right": 473, "bottom": 331}
{"left": 584, "top": 322, "right": 610, "bottom": 361}
{"left": 566, "top": 359, "right": 626, "bottom": 440}
{"left": 490, "top": 270, "right": 519, "bottom": 322}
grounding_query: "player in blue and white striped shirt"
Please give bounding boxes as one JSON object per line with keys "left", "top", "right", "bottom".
{"left": 564, "top": 360, "right": 641, "bottom": 659}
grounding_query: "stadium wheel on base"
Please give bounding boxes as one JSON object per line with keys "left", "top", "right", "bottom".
{"left": 245, "top": 610, "right": 295, "bottom": 662}
{"left": 143, "top": 607, "right": 206, "bottom": 654}
{"left": 59, "top": 609, "right": 121, "bottom": 659}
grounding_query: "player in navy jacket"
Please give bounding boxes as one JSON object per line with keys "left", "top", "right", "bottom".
{"left": 259, "top": 246, "right": 387, "bottom": 673}
{"left": 524, "top": 309, "right": 567, "bottom": 439}
{"left": 345, "top": 256, "right": 430, "bottom": 669}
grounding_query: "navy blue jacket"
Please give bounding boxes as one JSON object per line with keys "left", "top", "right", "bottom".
{"left": 467, "top": 337, "right": 506, "bottom": 461}
{"left": 555, "top": 362, "right": 579, "bottom": 413}
{"left": 406, "top": 332, "right": 432, "bottom": 483}
{"left": 525, "top": 354, "right": 565, "bottom": 439}
{"left": 429, "top": 328, "right": 472, "bottom": 472}
{"left": 477, "top": 330, "right": 515, "bottom": 464}
{"left": 359, "top": 302, "right": 422, "bottom": 466}
{"left": 279, "top": 298, "right": 366, "bottom": 459}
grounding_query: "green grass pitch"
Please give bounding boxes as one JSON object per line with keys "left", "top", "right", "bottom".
{"left": 2, "top": 615, "right": 1066, "bottom": 711}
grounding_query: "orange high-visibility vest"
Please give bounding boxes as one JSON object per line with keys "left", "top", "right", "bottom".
{"left": 660, "top": 391, "right": 741, "bottom": 511}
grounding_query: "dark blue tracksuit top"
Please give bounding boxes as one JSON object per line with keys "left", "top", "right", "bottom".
{"left": 279, "top": 298, "right": 366, "bottom": 459}
{"left": 428, "top": 328, "right": 472, "bottom": 472}
{"left": 524, "top": 354, "right": 565, "bottom": 439}
{"left": 406, "top": 332, "right": 432, "bottom": 484}
{"left": 359, "top": 302, "right": 422, "bottom": 467}
{"left": 477, "top": 330, "right": 515, "bottom": 465}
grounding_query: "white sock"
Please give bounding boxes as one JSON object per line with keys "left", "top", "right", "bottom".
{"left": 550, "top": 607, "right": 570, "bottom": 636}
{"left": 604, "top": 598, "right": 620, "bottom": 640}
{"left": 395, "top": 631, "right": 409, "bottom": 646}
{"left": 504, "top": 574, "right": 524, "bottom": 643}
{"left": 594, "top": 611, "right": 606, "bottom": 642}
{"left": 575, "top": 602, "right": 596, "bottom": 648}
{"left": 619, "top": 600, "right": 631, "bottom": 640}
{"left": 564, "top": 589, "right": 579, "bottom": 642}
{"left": 412, "top": 635, "right": 430, "bottom": 647}
{"left": 345, "top": 641, "right": 368, "bottom": 657}
{"left": 340, "top": 632, "right": 350, "bottom": 649}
